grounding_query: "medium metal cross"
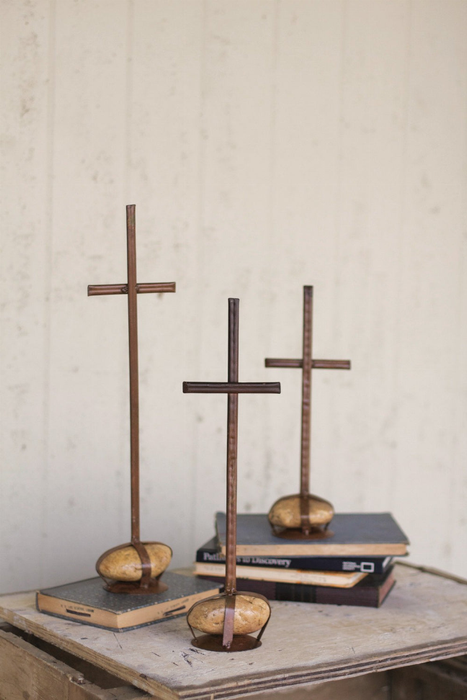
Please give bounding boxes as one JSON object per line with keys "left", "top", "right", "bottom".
{"left": 184, "top": 298, "right": 280, "bottom": 645}
{"left": 88, "top": 205, "right": 176, "bottom": 545}
{"left": 265, "top": 286, "right": 350, "bottom": 499}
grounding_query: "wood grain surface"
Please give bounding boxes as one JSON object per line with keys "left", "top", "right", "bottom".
{"left": 1, "top": 565, "right": 466, "bottom": 700}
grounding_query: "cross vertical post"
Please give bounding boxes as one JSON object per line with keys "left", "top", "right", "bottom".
{"left": 126, "top": 205, "right": 141, "bottom": 543}
{"left": 88, "top": 204, "right": 176, "bottom": 553}
{"left": 226, "top": 299, "right": 239, "bottom": 597}
{"left": 300, "top": 286, "right": 313, "bottom": 497}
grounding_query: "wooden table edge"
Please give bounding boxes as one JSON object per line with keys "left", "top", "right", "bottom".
{"left": 175, "top": 638, "right": 467, "bottom": 700}
{"left": 1, "top": 563, "right": 467, "bottom": 700}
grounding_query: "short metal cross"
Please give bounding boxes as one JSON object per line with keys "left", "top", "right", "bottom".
{"left": 266, "top": 286, "right": 350, "bottom": 500}
{"left": 184, "top": 298, "right": 280, "bottom": 647}
{"left": 88, "top": 204, "right": 176, "bottom": 546}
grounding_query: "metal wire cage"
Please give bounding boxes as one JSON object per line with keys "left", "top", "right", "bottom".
{"left": 187, "top": 590, "right": 271, "bottom": 652}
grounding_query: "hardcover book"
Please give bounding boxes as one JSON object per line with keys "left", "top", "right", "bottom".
{"left": 199, "top": 566, "right": 396, "bottom": 608}
{"left": 196, "top": 536, "right": 393, "bottom": 574}
{"left": 216, "top": 512, "right": 409, "bottom": 557}
{"left": 36, "top": 572, "right": 220, "bottom": 631}
{"left": 194, "top": 561, "right": 367, "bottom": 588}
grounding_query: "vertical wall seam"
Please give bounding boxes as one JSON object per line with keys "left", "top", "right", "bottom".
{"left": 190, "top": 0, "right": 209, "bottom": 547}
{"left": 448, "top": 0, "right": 467, "bottom": 572}
{"left": 330, "top": 0, "right": 347, "bottom": 499}
{"left": 41, "top": 0, "right": 57, "bottom": 585}
{"left": 117, "top": 0, "right": 135, "bottom": 543}
{"left": 263, "top": 0, "right": 280, "bottom": 505}
{"left": 392, "top": 0, "right": 412, "bottom": 508}
{"left": 125, "top": 0, "right": 135, "bottom": 204}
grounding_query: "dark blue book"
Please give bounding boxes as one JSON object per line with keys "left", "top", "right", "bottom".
{"left": 196, "top": 537, "right": 394, "bottom": 575}
{"left": 216, "top": 512, "right": 409, "bottom": 557}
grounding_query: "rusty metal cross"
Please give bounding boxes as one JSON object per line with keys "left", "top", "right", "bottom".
{"left": 265, "top": 286, "right": 350, "bottom": 499}
{"left": 88, "top": 204, "right": 176, "bottom": 546}
{"left": 183, "top": 298, "right": 280, "bottom": 646}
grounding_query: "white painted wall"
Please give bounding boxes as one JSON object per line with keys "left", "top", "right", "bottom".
{"left": 1, "top": 0, "right": 466, "bottom": 594}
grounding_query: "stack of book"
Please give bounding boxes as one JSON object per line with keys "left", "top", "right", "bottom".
{"left": 194, "top": 512, "right": 409, "bottom": 607}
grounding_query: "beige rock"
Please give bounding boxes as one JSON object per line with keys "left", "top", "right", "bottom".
{"left": 97, "top": 543, "right": 172, "bottom": 582}
{"left": 268, "top": 494, "right": 334, "bottom": 529}
{"left": 188, "top": 595, "right": 270, "bottom": 636}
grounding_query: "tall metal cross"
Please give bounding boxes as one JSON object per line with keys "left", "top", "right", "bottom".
{"left": 184, "top": 298, "right": 280, "bottom": 647}
{"left": 88, "top": 205, "right": 176, "bottom": 545}
{"left": 265, "top": 286, "right": 350, "bottom": 500}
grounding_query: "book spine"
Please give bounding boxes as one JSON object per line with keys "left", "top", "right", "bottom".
{"left": 196, "top": 549, "right": 391, "bottom": 574}
{"left": 197, "top": 574, "right": 395, "bottom": 608}
{"left": 195, "top": 563, "right": 364, "bottom": 587}
{"left": 276, "top": 582, "right": 380, "bottom": 607}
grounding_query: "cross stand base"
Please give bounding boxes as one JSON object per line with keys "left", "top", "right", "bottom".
{"left": 268, "top": 492, "right": 335, "bottom": 539}
{"left": 187, "top": 590, "right": 271, "bottom": 653}
{"left": 191, "top": 634, "right": 263, "bottom": 652}
{"left": 102, "top": 579, "right": 169, "bottom": 595}
{"left": 271, "top": 525, "right": 334, "bottom": 540}
{"left": 96, "top": 540, "right": 171, "bottom": 595}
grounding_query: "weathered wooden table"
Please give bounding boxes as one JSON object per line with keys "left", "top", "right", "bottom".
{"left": 1, "top": 563, "right": 467, "bottom": 700}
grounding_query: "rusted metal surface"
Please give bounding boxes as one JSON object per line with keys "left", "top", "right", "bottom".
{"left": 226, "top": 299, "right": 239, "bottom": 600}
{"left": 182, "top": 382, "right": 280, "bottom": 393}
{"left": 300, "top": 286, "right": 313, "bottom": 496}
{"left": 88, "top": 282, "right": 175, "bottom": 296}
{"left": 265, "top": 358, "right": 350, "bottom": 370}
{"left": 266, "top": 285, "right": 351, "bottom": 536}
{"left": 89, "top": 204, "right": 175, "bottom": 593}
{"left": 183, "top": 298, "right": 279, "bottom": 650}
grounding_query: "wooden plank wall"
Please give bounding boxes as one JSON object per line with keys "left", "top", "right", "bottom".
{"left": 1, "top": 0, "right": 466, "bottom": 594}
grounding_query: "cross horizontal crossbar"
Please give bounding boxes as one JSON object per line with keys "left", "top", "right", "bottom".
{"left": 183, "top": 382, "right": 281, "bottom": 394}
{"left": 265, "top": 358, "right": 351, "bottom": 370}
{"left": 88, "top": 282, "right": 176, "bottom": 296}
